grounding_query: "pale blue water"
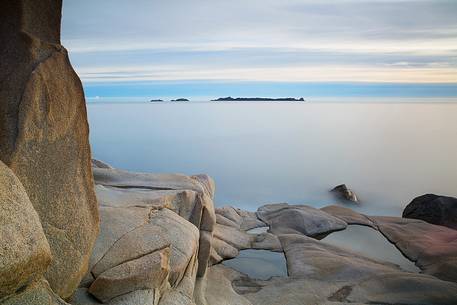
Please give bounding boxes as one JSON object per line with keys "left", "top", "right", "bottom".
{"left": 222, "top": 250, "right": 288, "bottom": 280}
{"left": 87, "top": 100, "right": 457, "bottom": 216}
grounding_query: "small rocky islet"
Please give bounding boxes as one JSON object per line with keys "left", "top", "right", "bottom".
{"left": 1, "top": 1, "right": 457, "bottom": 305}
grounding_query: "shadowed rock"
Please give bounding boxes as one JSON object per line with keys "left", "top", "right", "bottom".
{"left": 0, "top": 0, "right": 99, "bottom": 298}
{"left": 403, "top": 194, "right": 457, "bottom": 230}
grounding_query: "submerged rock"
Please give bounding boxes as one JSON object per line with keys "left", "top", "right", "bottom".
{"left": 331, "top": 184, "right": 359, "bottom": 203}
{"left": 403, "top": 194, "right": 457, "bottom": 230}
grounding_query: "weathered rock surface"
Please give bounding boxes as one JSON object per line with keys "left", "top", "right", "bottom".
{"left": 89, "top": 249, "right": 169, "bottom": 303}
{"left": 0, "top": 0, "right": 99, "bottom": 298}
{"left": 1, "top": 279, "right": 69, "bottom": 305}
{"left": 71, "top": 288, "right": 157, "bottom": 305}
{"left": 209, "top": 230, "right": 457, "bottom": 305}
{"left": 403, "top": 194, "right": 457, "bottom": 230}
{"left": 321, "top": 205, "right": 375, "bottom": 228}
{"left": 369, "top": 216, "right": 457, "bottom": 282}
{"left": 74, "top": 164, "right": 216, "bottom": 304}
{"left": 257, "top": 203, "right": 347, "bottom": 236}
{"left": 210, "top": 206, "right": 281, "bottom": 264}
{"left": 279, "top": 233, "right": 400, "bottom": 280}
{"left": 0, "top": 162, "right": 51, "bottom": 299}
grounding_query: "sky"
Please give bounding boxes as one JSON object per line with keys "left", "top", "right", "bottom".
{"left": 62, "top": 0, "right": 457, "bottom": 100}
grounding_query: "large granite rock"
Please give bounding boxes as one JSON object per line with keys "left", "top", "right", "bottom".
{"left": 403, "top": 194, "right": 457, "bottom": 230}
{"left": 0, "top": 162, "right": 51, "bottom": 299}
{"left": 75, "top": 164, "right": 216, "bottom": 304}
{"left": 0, "top": 0, "right": 99, "bottom": 298}
{"left": 93, "top": 167, "right": 215, "bottom": 278}
{"left": 257, "top": 203, "right": 347, "bottom": 237}
{"left": 278, "top": 234, "right": 400, "bottom": 281}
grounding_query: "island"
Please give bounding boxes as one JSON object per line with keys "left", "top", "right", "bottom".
{"left": 211, "top": 96, "right": 305, "bottom": 102}
{"left": 171, "top": 98, "right": 190, "bottom": 102}
{"left": 149, "top": 99, "right": 164, "bottom": 102}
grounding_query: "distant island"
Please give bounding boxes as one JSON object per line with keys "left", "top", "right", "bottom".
{"left": 212, "top": 96, "right": 305, "bottom": 102}
{"left": 149, "top": 99, "right": 164, "bottom": 102}
{"left": 171, "top": 98, "right": 190, "bottom": 102}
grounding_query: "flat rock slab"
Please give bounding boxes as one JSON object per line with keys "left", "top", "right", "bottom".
{"left": 321, "top": 205, "right": 376, "bottom": 228}
{"left": 93, "top": 168, "right": 205, "bottom": 194}
{"left": 279, "top": 233, "right": 399, "bottom": 281}
{"left": 368, "top": 216, "right": 457, "bottom": 282}
{"left": 257, "top": 203, "right": 347, "bottom": 237}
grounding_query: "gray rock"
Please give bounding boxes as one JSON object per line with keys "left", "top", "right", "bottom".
{"left": 321, "top": 205, "right": 375, "bottom": 228}
{"left": 93, "top": 168, "right": 205, "bottom": 194}
{"left": 347, "top": 271, "right": 457, "bottom": 305}
{"left": 89, "top": 249, "right": 169, "bottom": 303}
{"left": 403, "top": 194, "right": 457, "bottom": 230}
{"left": 91, "top": 159, "right": 114, "bottom": 169}
{"left": 257, "top": 203, "right": 347, "bottom": 237}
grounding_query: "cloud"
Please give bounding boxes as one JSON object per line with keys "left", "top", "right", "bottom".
{"left": 62, "top": 0, "right": 457, "bottom": 83}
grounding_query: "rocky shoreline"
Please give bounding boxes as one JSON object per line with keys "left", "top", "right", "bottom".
{"left": 68, "top": 160, "right": 457, "bottom": 305}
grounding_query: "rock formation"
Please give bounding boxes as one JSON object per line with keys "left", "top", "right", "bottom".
{"left": 403, "top": 194, "right": 457, "bottom": 230}
{"left": 0, "top": 0, "right": 99, "bottom": 299}
{"left": 72, "top": 164, "right": 216, "bottom": 305}
{"left": 0, "top": 161, "right": 69, "bottom": 305}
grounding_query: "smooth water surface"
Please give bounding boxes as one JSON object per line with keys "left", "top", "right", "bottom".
{"left": 322, "top": 225, "right": 420, "bottom": 273}
{"left": 87, "top": 101, "right": 457, "bottom": 215}
{"left": 222, "top": 249, "right": 288, "bottom": 280}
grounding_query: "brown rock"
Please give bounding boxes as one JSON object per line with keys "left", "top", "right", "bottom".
{"left": 0, "top": 0, "right": 99, "bottom": 298}
{"left": 369, "top": 216, "right": 457, "bottom": 282}
{"left": 0, "top": 162, "right": 51, "bottom": 299}
{"left": 1, "top": 279, "right": 69, "bottom": 305}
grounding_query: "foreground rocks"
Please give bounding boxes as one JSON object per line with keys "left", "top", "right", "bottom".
{"left": 72, "top": 164, "right": 216, "bottom": 305}
{"left": 403, "top": 194, "right": 457, "bottom": 230}
{"left": 0, "top": 162, "right": 52, "bottom": 300}
{"left": 0, "top": 0, "right": 99, "bottom": 299}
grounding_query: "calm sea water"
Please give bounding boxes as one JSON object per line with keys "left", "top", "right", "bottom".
{"left": 87, "top": 100, "right": 457, "bottom": 216}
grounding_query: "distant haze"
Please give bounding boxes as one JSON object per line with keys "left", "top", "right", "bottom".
{"left": 62, "top": 0, "right": 457, "bottom": 99}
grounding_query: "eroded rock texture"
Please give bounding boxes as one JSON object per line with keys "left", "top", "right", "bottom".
{"left": 0, "top": 1, "right": 99, "bottom": 299}
{"left": 73, "top": 164, "right": 216, "bottom": 305}
{"left": 0, "top": 161, "right": 51, "bottom": 299}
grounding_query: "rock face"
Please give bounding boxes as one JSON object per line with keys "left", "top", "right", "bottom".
{"left": 256, "top": 203, "right": 347, "bottom": 236}
{"left": 0, "top": 162, "right": 51, "bottom": 299}
{"left": 403, "top": 194, "right": 457, "bottom": 230}
{"left": 0, "top": 0, "right": 99, "bottom": 299}
{"left": 73, "top": 164, "right": 216, "bottom": 305}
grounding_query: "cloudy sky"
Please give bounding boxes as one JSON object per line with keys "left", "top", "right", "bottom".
{"left": 62, "top": 0, "right": 457, "bottom": 99}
